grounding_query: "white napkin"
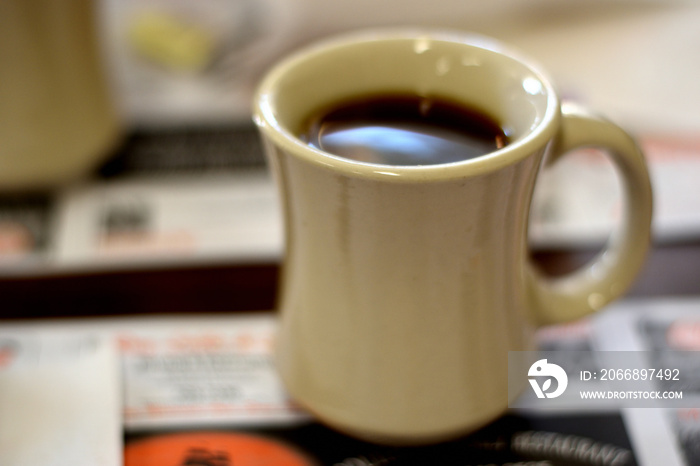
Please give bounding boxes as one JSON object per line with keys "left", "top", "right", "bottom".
{"left": 0, "top": 333, "right": 121, "bottom": 466}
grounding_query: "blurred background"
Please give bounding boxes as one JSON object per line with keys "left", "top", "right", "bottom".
{"left": 1, "top": 0, "right": 699, "bottom": 276}
{"left": 2, "top": 3, "right": 700, "bottom": 464}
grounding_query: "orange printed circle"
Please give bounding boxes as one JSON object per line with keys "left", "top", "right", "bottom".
{"left": 124, "top": 431, "right": 315, "bottom": 466}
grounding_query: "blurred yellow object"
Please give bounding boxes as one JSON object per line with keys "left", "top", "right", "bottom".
{"left": 127, "top": 10, "right": 216, "bottom": 72}
{"left": 0, "top": 0, "right": 122, "bottom": 192}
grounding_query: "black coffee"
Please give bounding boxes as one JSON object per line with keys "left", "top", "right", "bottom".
{"left": 300, "top": 94, "right": 508, "bottom": 166}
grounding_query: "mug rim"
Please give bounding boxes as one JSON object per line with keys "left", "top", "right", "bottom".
{"left": 253, "top": 28, "right": 560, "bottom": 181}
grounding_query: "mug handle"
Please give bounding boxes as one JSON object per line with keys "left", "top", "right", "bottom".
{"left": 527, "top": 102, "right": 653, "bottom": 326}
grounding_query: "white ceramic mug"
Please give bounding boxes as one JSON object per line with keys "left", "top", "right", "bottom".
{"left": 0, "top": 0, "right": 121, "bottom": 191}
{"left": 253, "top": 29, "right": 652, "bottom": 444}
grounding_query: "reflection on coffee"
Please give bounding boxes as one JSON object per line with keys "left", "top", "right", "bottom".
{"left": 300, "top": 94, "right": 508, "bottom": 166}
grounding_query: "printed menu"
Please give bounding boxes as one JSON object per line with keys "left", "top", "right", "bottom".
{"left": 3, "top": 298, "right": 700, "bottom": 465}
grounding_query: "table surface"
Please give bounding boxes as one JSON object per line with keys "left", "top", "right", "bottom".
{"left": 1, "top": 243, "right": 694, "bottom": 465}
{"left": 1, "top": 242, "right": 699, "bottom": 320}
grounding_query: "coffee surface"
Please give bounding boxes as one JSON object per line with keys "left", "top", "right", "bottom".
{"left": 300, "top": 94, "right": 508, "bottom": 166}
